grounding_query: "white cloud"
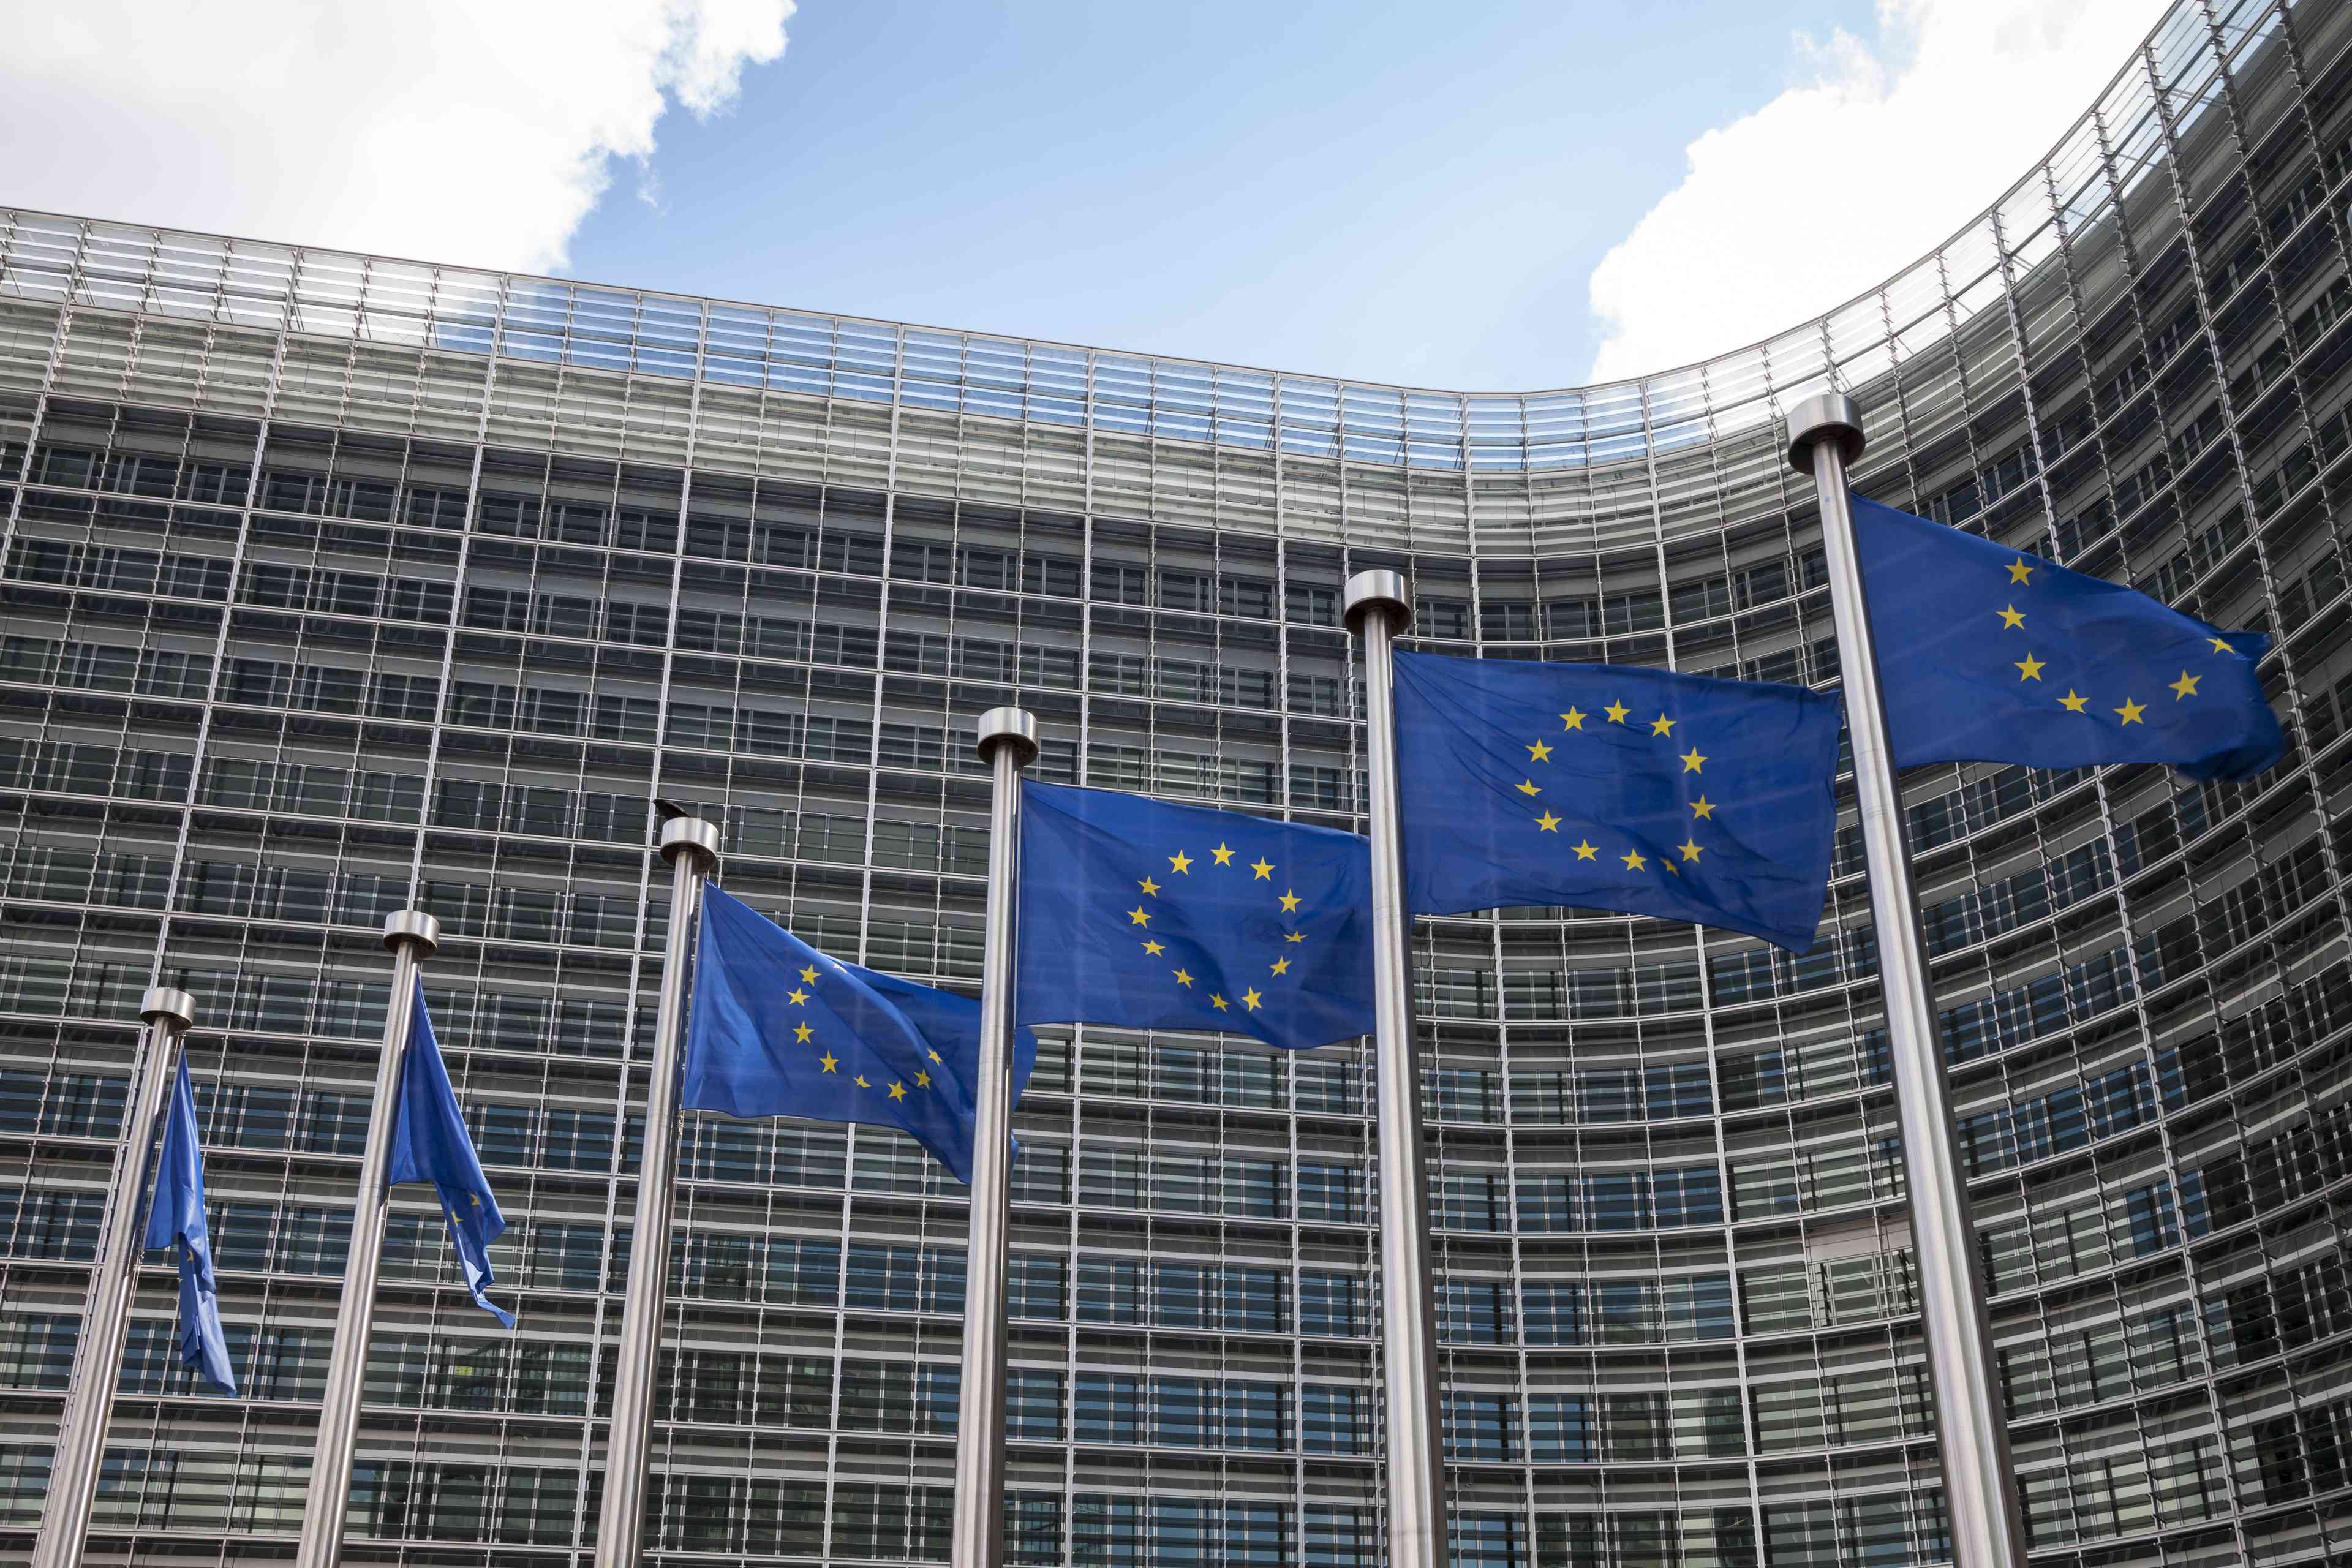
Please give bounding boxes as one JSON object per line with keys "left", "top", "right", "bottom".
{"left": 1586, "top": 0, "right": 2165, "bottom": 385}
{"left": 0, "top": 0, "right": 792, "bottom": 276}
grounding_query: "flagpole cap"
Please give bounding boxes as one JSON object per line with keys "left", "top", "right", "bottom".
{"left": 1786, "top": 392, "right": 1866, "bottom": 474}
{"left": 974, "top": 706, "right": 1039, "bottom": 769}
{"left": 1343, "top": 570, "right": 1412, "bottom": 636}
{"left": 383, "top": 909, "right": 442, "bottom": 956}
{"left": 659, "top": 815, "right": 722, "bottom": 868}
{"left": 139, "top": 987, "right": 195, "bottom": 1031}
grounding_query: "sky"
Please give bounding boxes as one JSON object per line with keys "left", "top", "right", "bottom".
{"left": 3, "top": 0, "right": 2168, "bottom": 390}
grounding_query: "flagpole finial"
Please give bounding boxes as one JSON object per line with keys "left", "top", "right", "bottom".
{"left": 1787, "top": 391, "right": 1865, "bottom": 473}
{"left": 1343, "top": 569, "right": 1412, "bottom": 636}
{"left": 658, "top": 815, "right": 722, "bottom": 868}
{"left": 974, "top": 706, "right": 1039, "bottom": 768}
{"left": 139, "top": 987, "right": 195, "bottom": 1030}
{"left": 382, "top": 909, "right": 441, "bottom": 957}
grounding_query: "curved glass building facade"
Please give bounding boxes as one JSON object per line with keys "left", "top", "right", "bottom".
{"left": 0, "top": 1, "right": 2348, "bottom": 1564}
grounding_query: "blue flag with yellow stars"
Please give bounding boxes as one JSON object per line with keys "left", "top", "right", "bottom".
{"left": 385, "top": 976, "right": 513, "bottom": 1327}
{"left": 144, "top": 1055, "right": 236, "bottom": 1393}
{"left": 1852, "top": 494, "right": 2285, "bottom": 782}
{"left": 1393, "top": 649, "right": 1842, "bottom": 952}
{"left": 1016, "top": 780, "right": 1376, "bottom": 1050}
{"left": 680, "top": 884, "right": 1039, "bottom": 1186}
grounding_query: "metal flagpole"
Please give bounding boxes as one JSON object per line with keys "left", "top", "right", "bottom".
{"left": 34, "top": 986, "right": 196, "bottom": 1568}
{"left": 949, "top": 706, "right": 1038, "bottom": 1568}
{"left": 1343, "top": 571, "right": 1450, "bottom": 1568}
{"left": 595, "top": 813, "right": 720, "bottom": 1567}
{"left": 295, "top": 909, "right": 442, "bottom": 1568}
{"left": 1788, "top": 394, "right": 2029, "bottom": 1568}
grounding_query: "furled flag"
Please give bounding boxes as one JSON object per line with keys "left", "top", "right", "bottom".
{"left": 1016, "top": 780, "right": 1377, "bottom": 1050}
{"left": 145, "top": 1055, "right": 236, "bottom": 1393}
{"left": 385, "top": 977, "right": 514, "bottom": 1327}
{"left": 1393, "top": 649, "right": 1843, "bottom": 952}
{"left": 680, "top": 885, "right": 1039, "bottom": 1186}
{"left": 1852, "top": 492, "right": 2286, "bottom": 782}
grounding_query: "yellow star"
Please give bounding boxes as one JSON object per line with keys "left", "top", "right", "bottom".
{"left": 1211, "top": 842, "right": 1234, "bottom": 865}
{"left": 1279, "top": 889, "right": 1302, "bottom": 912}
{"left": 2169, "top": 670, "right": 2199, "bottom": 699}
{"left": 1169, "top": 850, "right": 1193, "bottom": 874}
{"left": 2206, "top": 636, "right": 2232, "bottom": 655}
{"left": 1604, "top": 701, "right": 1630, "bottom": 724}
{"left": 2007, "top": 557, "right": 2034, "bottom": 584}
{"left": 1650, "top": 714, "right": 1675, "bottom": 736}
{"left": 928, "top": 1049, "right": 942, "bottom": 1064}
{"left": 1997, "top": 605, "right": 2024, "bottom": 630}
{"left": 1516, "top": 779, "right": 1540, "bottom": 796}
{"left": 1128, "top": 905, "right": 1152, "bottom": 926}
{"left": 1142, "top": 939, "right": 1166, "bottom": 956}
{"left": 1561, "top": 707, "right": 1586, "bottom": 731}
{"left": 1528, "top": 738, "right": 1553, "bottom": 762}
{"left": 1662, "top": 859, "right": 1680, "bottom": 876}
{"left": 1250, "top": 858, "right": 1273, "bottom": 880}
{"left": 1536, "top": 811, "right": 1562, "bottom": 832}
{"left": 1572, "top": 840, "right": 1597, "bottom": 861}
{"left": 1679, "top": 747, "right": 1705, "bottom": 774}
{"left": 915, "top": 1071, "right": 931, "bottom": 1088}
{"left": 2015, "top": 652, "right": 2045, "bottom": 682}
{"left": 793, "top": 1022, "right": 813, "bottom": 1044}
{"left": 888, "top": 1080, "right": 907, "bottom": 1101}
{"left": 1679, "top": 840, "right": 1702, "bottom": 862}
{"left": 788, "top": 987, "right": 809, "bottom": 1005}
{"left": 1174, "top": 968, "right": 1194, "bottom": 987}
{"left": 1271, "top": 957, "right": 1291, "bottom": 975}
{"left": 1622, "top": 848, "right": 1647, "bottom": 871}
{"left": 1210, "top": 993, "right": 1229, "bottom": 1011}
{"left": 2114, "top": 698, "right": 2146, "bottom": 725}
{"left": 819, "top": 1052, "right": 839, "bottom": 1073}
{"left": 1242, "top": 989, "right": 1263, "bottom": 1011}
{"left": 1690, "top": 796, "right": 1715, "bottom": 820}
{"left": 854, "top": 1074, "right": 870, "bottom": 1089}
{"left": 1139, "top": 875, "right": 1160, "bottom": 895}
{"left": 1284, "top": 931, "right": 1304, "bottom": 943}
{"left": 2059, "top": 690, "right": 2089, "bottom": 712}
{"left": 799, "top": 965, "right": 818, "bottom": 984}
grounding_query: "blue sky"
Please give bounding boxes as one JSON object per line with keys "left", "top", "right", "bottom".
{"left": 8, "top": 0, "right": 2163, "bottom": 388}
{"left": 567, "top": 0, "right": 1875, "bottom": 389}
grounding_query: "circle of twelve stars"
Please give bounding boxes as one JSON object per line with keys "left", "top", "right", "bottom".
{"left": 1994, "top": 552, "right": 2230, "bottom": 718}
{"left": 1523, "top": 699, "right": 1713, "bottom": 876}
{"left": 798, "top": 957, "right": 941, "bottom": 1100}
{"left": 1128, "top": 842, "right": 1306, "bottom": 1014}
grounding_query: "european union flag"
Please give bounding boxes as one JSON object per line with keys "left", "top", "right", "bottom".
{"left": 1393, "top": 649, "right": 1842, "bottom": 952}
{"left": 144, "top": 1055, "right": 235, "bottom": 1394}
{"left": 385, "top": 978, "right": 513, "bottom": 1327}
{"left": 681, "top": 885, "right": 1038, "bottom": 1186}
{"left": 1853, "top": 494, "right": 2286, "bottom": 782}
{"left": 1016, "top": 780, "right": 1376, "bottom": 1050}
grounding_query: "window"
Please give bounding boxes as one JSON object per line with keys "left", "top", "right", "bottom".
{"left": 1300, "top": 1271, "right": 1368, "bottom": 1338}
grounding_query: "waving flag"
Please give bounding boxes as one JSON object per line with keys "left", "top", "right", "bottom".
{"left": 1015, "top": 780, "right": 1376, "bottom": 1049}
{"left": 1852, "top": 493, "right": 2285, "bottom": 782}
{"left": 681, "top": 884, "right": 1038, "bottom": 1185}
{"left": 386, "top": 978, "right": 513, "bottom": 1327}
{"left": 1392, "top": 649, "right": 1842, "bottom": 952}
{"left": 145, "top": 1055, "right": 236, "bottom": 1393}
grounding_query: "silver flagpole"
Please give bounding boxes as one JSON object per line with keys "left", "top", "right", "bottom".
{"left": 949, "top": 706, "right": 1037, "bottom": 1568}
{"left": 595, "top": 813, "right": 720, "bottom": 1567}
{"left": 34, "top": 986, "right": 195, "bottom": 1568}
{"left": 295, "top": 909, "right": 441, "bottom": 1568}
{"left": 1788, "top": 394, "right": 2028, "bottom": 1568}
{"left": 1343, "top": 571, "right": 1449, "bottom": 1568}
